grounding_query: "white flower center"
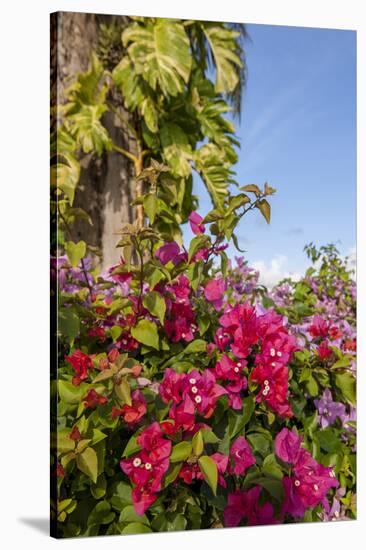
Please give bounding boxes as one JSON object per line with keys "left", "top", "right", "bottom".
{"left": 264, "top": 380, "right": 269, "bottom": 386}
{"left": 234, "top": 367, "right": 239, "bottom": 373}
{"left": 191, "top": 386, "right": 198, "bottom": 394}
{"left": 145, "top": 462, "right": 152, "bottom": 470}
{"left": 182, "top": 333, "right": 186, "bottom": 338}
{"left": 195, "top": 395, "right": 202, "bottom": 404}
{"left": 277, "top": 351, "right": 282, "bottom": 357}
{"left": 189, "top": 378, "right": 196, "bottom": 385}
{"left": 237, "top": 362, "right": 242, "bottom": 367}
{"left": 294, "top": 480, "right": 300, "bottom": 487}
{"left": 133, "top": 458, "right": 142, "bottom": 467}
{"left": 270, "top": 348, "right": 276, "bottom": 357}
{"left": 313, "top": 484, "right": 318, "bottom": 491}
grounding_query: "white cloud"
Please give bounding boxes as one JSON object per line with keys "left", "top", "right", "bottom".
{"left": 252, "top": 255, "right": 301, "bottom": 288}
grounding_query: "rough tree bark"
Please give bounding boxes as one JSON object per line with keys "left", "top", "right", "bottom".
{"left": 51, "top": 11, "right": 136, "bottom": 269}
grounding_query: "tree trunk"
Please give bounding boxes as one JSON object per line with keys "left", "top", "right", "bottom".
{"left": 51, "top": 11, "right": 135, "bottom": 269}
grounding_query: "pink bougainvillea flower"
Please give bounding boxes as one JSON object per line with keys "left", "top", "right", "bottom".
{"left": 219, "top": 303, "right": 259, "bottom": 358}
{"left": 87, "top": 326, "right": 106, "bottom": 341}
{"left": 250, "top": 362, "right": 293, "bottom": 418}
{"left": 65, "top": 350, "right": 93, "bottom": 386}
{"left": 224, "top": 486, "right": 277, "bottom": 527}
{"left": 214, "top": 328, "right": 231, "bottom": 351}
{"left": 308, "top": 315, "right": 329, "bottom": 338}
{"left": 120, "top": 422, "right": 172, "bottom": 515}
{"left": 228, "top": 436, "right": 255, "bottom": 475}
{"left": 274, "top": 428, "right": 339, "bottom": 519}
{"left": 111, "top": 390, "right": 147, "bottom": 424}
{"left": 204, "top": 277, "right": 226, "bottom": 310}
{"left": 131, "top": 486, "right": 158, "bottom": 516}
{"left": 274, "top": 427, "right": 302, "bottom": 464}
{"left": 83, "top": 389, "right": 108, "bottom": 409}
{"left": 169, "top": 395, "right": 196, "bottom": 432}
{"left": 317, "top": 340, "right": 333, "bottom": 360}
{"left": 182, "top": 369, "right": 227, "bottom": 419}
{"left": 107, "top": 347, "right": 119, "bottom": 363}
{"left": 188, "top": 211, "right": 205, "bottom": 235}
{"left": 214, "top": 355, "right": 247, "bottom": 409}
{"left": 211, "top": 452, "right": 229, "bottom": 487}
{"left": 329, "top": 325, "right": 343, "bottom": 340}
{"left": 159, "top": 368, "right": 185, "bottom": 405}
{"left": 164, "top": 275, "right": 197, "bottom": 343}
{"left": 155, "top": 241, "right": 181, "bottom": 265}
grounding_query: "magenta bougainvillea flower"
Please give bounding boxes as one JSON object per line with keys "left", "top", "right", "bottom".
{"left": 214, "top": 355, "right": 247, "bottom": 409}
{"left": 204, "top": 277, "right": 226, "bottom": 310}
{"left": 228, "top": 437, "right": 255, "bottom": 475}
{"left": 274, "top": 428, "right": 339, "bottom": 519}
{"left": 188, "top": 211, "right": 205, "bottom": 234}
{"left": 120, "top": 422, "right": 172, "bottom": 514}
{"left": 65, "top": 350, "right": 93, "bottom": 386}
{"left": 308, "top": 315, "right": 329, "bottom": 338}
{"left": 164, "top": 275, "right": 197, "bottom": 342}
{"left": 155, "top": 241, "right": 181, "bottom": 265}
{"left": 224, "top": 486, "right": 277, "bottom": 527}
{"left": 274, "top": 427, "right": 302, "bottom": 464}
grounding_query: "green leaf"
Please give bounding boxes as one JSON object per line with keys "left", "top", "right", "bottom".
{"left": 65, "top": 240, "right": 86, "bottom": 268}
{"left": 256, "top": 199, "right": 271, "bottom": 224}
{"left": 201, "top": 22, "right": 242, "bottom": 94}
{"left": 143, "top": 193, "right": 158, "bottom": 224}
{"left": 119, "top": 505, "right": 149, "bottom": 525}
{"left": 170, "top": 441, "right": 192, "bottom": 463}
{"left": 123, "top": 19, "right": 191, "bottom": 97}
{"left": 76, "top": 447, "right": 98, "bottom": 483}
{"left": 87, "top": 501, "right": 115, "bottom": 527}
{"left": 262, "top": 454, "right": 283, "bottom": 480}
{"left": 123, "top": 434, "right": 141, "bottom": 458}
{"left": 194, "top": 143, "right": 232, "bottom": 207}
{"left": 142, "top": 291, "right": 166, "bottom": 324}
{"left": 255, "top": 477, "right": 284, "bottom": 502}
{"left": 131, "top": 319, "right": 159, "bottom": 350}
{"left": 315, "top": 428, "right": 341, "bottom": 453}
{"left": 192, "top": 430, "right": 204, "bottom": 457}
{"left": 163, "top": 462, "right": 183, "bottom": 488}
{"left": 91, "top": 474, "right": 107, "bottom": 499}
{"left": 57, "top": 430, "right": 75, "bottom": 454}
{"left": 201, "top": 429, "right": 220, "bottom": 444}
{"left": 161, "top": 122, "right": 192, "bottom": 177}
{"left": 122, "top": 522, "right": 152, "bottom": 534}
{"left": 57, "top": 308, "right": 80, "bottom": 344}
{"left": 110, "top": 325, "right": 122, "bottom": 342}
{"left": 183, "top": 339, "right": 207, "bottom": 354}
{"left": 69, "top": 104, "right": 111, "bottom": 155}
{"left": 188, "top": 234, "right": 211, "bottom": 262}
{"left": 228, "top": 395, "right": 255, "bottom": 438}
{"left": 58, "top": 380, "right": 86, "bottom": 404}
{"left": 335, "top": 372, "right": 356, "bottom": 406}
{"left": 198, "top": 455, "right": 218, "bottom": 496}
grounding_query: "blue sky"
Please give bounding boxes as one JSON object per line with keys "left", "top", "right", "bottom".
{"left": 184, "top": 23, "right": 356, "bottom": 285}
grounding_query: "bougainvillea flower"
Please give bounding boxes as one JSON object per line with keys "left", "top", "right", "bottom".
{"left": 224, "top": 486, "right": 277, "bottom": 527}
{"left": 120, "top": 422, "right": 172, "bottom": 514}
{"left": 155, "top": 241, "right": 181, "bottom": 265}
{"left": 314, "top": 389, "right": 346, "bottom": 429}
{"left": 131, "top": 486, "right": 158, "bottom": 516}
{"left": 317, "top": 340, "right": 333, "bottom": 360}
{"left": 159, "top": 368, "right": 186, "bottom": 404}
{"left": 65, "top": 350, "right": 93, "bottom": 386}
{"left": 274, "top": 427, "right": 302, "bottom": 464}
{"left": 250, "top": 362, "right": 293, "bottom": 418}
{"left": 308, "top": 315, "right": 329, "bottom": 338}
{"left": 211, "top": 452, "right": 229, "bottom": 487}
{"left": 204, "top": 277, "right": 226, "bottom": 310}
{"left": 182, "top": 369, "right": 227, "bottom": 419}
{"left": 111, "top": 390, "right": 147, "bottom": 424}
{"left": 214, "top": 328, "right": 231, "bottom": 351}
{"left": 188, "top": 211, "right": 205, "bottom": 234}
{"left": 219, "top": 303, "right": 259, "bottom": 358}
{"left": 169, "top": 395, "right": 196, "bottom": 431}
{"left": 83, "top": 389, "right": 108, "bottom": 409}
{"left": 228, "top": 437, "right": 255, "bottom": 475}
